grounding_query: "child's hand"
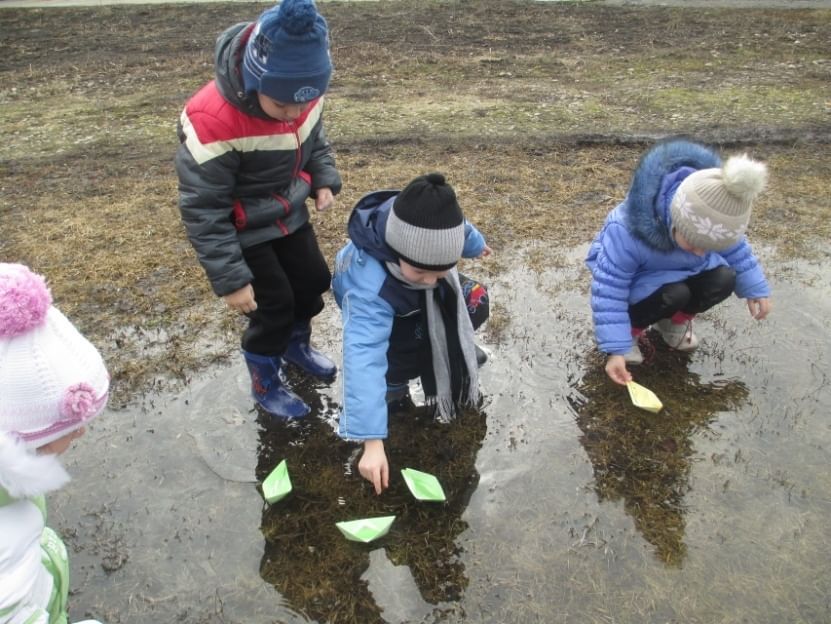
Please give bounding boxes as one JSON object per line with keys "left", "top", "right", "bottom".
{"left": 747, "top": 297, "right": 771, "bottom": 320}
{"left": 315, "top": 187, "right": 335, "bottom": 212}
{"left": 359, "top": 439, "right": 389, "bottom": 495}
{"left": 223, "top": 284, "right": 257, "bottom": 314}
{"left": 605, "top": 355, "right": 633, "bottom": 386}
{"left": 479, "top": 244, "right": 493, "bottom": 258}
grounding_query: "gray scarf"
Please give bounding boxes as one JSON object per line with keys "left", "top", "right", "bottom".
{"left": 385, "top": 263, "right": 480, "bottom": 420}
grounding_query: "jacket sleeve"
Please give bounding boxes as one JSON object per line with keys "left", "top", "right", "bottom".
{"left": 174, "top": 111, "right": 253, "bottom": 297}
{"left": 304, "top": 106, "right": 342, "bottom": 196}
{"left": 461, "top": 221, "right": 486, "bottom": 258}
{"left": 337, "top": 288, "right": 395, "bottom": 441}
{"left": 589, "top": 222, "right": 642, "bottom": 355}
{"left": 721, "top": 238, "right": 771, "bottom": 299}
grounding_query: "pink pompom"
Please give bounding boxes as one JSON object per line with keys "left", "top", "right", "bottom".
{"left": 0, "top": 263, "right": 52, "bottom": 338}
{"left": 59, "top": 383, "right": 98, "bottom": 420}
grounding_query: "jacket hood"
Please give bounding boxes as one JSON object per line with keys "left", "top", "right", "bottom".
{"left": 346, "top": 190, "right": 401, "bottom": 263}
{"left": 214, "top": 22, "right": 272, "bottom": 120}
{"left": 624, "top": 139, "right": 721, "bottom": 251}
{"left": 0, "top": 432, "right": 69, "bottom": 500}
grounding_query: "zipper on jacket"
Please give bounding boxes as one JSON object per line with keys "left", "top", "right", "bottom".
{"left": 292, "top": 126, "right": 302, "bottom": 179}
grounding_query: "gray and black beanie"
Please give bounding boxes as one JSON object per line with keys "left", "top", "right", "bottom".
{"left": 386, "top": 173, "right": 465, "bottom": 271}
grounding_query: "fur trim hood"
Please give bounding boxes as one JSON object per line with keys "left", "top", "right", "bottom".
{"left": 0, "top": 432, "right": 69, "bottom": 500}
{"left": 623, "top": 139, "right": 721, "bottom": 251}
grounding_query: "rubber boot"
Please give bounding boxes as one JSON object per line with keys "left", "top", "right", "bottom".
{"left": 242, "top": 350, "right": 310, "bottom": 419}
{"left": 475, "top": 345, "right": 488, "bottom": 367}
{"left": 655, "top": 317, "right": 699, "bottom": 351}
{"left": 624, "top": 336, "right": 644, "bottom": 365}
{"left": 386, "top": 381, "right": 414, "bottom": 415}
{"left": 283, "top": 321, "right": 337, "bottom": 380}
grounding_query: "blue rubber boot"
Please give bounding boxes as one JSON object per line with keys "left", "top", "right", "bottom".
{"left": 242, "top": 351, "right": 310, "bottom": 419}
{"left": 283, "top": 321, "right": 337, "bottom": 380}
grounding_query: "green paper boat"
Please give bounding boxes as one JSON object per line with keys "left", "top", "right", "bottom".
{"left": 262, "top": 459, "right": 292, "bottom": 503}
{"left": 336, "top": 516, "right": 396, "bottom": 543}
{"left": 401, "top": 467, "right": 447, "bottom": 502}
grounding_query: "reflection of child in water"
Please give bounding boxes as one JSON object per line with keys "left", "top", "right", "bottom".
{"left": 586, "top": 139, "right": 772, "bottom": 385}
{"left": 570, "top": 353, "right": 749, "bottom": 566}
{"left": 256, "top": 402, "right": 488, "bottom": 622}
{"left": 0, "top": 263, "right": 110, "bottom": 624}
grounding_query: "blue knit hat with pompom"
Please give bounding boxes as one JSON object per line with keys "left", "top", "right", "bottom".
{"left": 242, "top": 0, "right": 332, "bottom": 104}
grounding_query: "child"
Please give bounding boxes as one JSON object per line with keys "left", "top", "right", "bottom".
{"left": 0, "top": 263, "right": 110, "bottom": 624}
{"left": 174, "top": 0, "right": 341, "bottom": 420}
{"left": 586, "top": 138, "right": 772, "bottom": 386}
{"left": 332, "top": 173, "right": 492, "bottom": 494}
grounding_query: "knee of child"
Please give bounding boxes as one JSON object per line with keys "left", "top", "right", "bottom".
{"left": 661, "top": 281, "right": 692, "bottom": 311}
{"left": 713, "top": 265, "right": 737, "bottom": 293}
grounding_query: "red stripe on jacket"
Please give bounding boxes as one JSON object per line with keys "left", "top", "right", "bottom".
{"left": 185, "top": 81, "right": 320, "bottom": 145}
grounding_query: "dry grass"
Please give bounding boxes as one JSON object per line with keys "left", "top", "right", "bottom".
{"left": 1, "top": 0, "right": 830, "bottom": 405}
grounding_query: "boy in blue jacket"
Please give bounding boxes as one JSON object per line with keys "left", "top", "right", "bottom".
{"left": 586, "top": 139, "right": 772, "bottom": 386}
{"left": 333, "top": 173, "right": 492, "bottom": 494}
{"left": 175, "top": 0, "right": 341, "bottom": 420}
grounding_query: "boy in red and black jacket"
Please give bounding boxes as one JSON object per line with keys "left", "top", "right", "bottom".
{"left": 175, "top": 0, "right": 341, "bottom": 419}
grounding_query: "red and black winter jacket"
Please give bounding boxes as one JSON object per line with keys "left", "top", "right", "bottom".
{"left": 175, "top": 22, "right": 342, "bottom": 297}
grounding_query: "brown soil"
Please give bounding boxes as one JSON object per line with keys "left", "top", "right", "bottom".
{"left": 1, "top": 0, "right": 830, "bottom": 405}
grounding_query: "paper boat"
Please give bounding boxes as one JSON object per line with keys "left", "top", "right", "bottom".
{"left": 335, "top": 516, "right": 396, "bottom": 543}
{"left": 627, "top": 381, "right": 664, "bottom": 413}
{"left": 401, "top": 467, "right": 447, "bottom": 502}
{"left": 262, "top": 459, "right": 292, "bottom": 503}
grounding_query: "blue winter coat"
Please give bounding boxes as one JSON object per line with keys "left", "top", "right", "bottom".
{"left": 585, "top": 140, "right": 770, "bottom": 355}
{"left": 332, "top": 191, "right": 487, "bottom": 440}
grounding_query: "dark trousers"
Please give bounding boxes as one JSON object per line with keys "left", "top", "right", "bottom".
{"left": 386, "top": 275, "right": 489, "bottom": 385}
{"left": 628, "top": 266, "right": 736, "bottom": 330}
{"left": 241, "top": 223, "right": 331, "bottom": 355}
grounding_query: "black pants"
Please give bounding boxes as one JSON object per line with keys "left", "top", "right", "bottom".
{"left": 241, "top": 223, "right": 331, "bottom": 355}
{"left": 628, "top": 266, "right": 736, "bottom": 330}
{"left": 386, "top": 275, "right": 489, "bottom": 385}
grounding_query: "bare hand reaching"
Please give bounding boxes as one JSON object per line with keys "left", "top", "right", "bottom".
{"left": 605, "top": 354, "right": 633, "bottom": 386}
{"left": 359, "top": 439, "right": 389, "bottom": 495}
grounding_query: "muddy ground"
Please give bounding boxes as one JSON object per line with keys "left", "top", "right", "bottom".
{"left": 1, "top": 0, "right": 830, "bottom": 406}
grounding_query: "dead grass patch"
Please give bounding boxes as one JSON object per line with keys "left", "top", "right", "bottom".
{"left": 1, "top": 0, "right": 830, "bottom": 404}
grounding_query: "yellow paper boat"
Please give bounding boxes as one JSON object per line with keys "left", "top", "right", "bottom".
{"left": 627, "top": 381, "right": 663, "bottom": 413}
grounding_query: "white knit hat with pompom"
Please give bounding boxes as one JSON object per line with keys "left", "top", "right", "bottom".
{"left": 0, "top": 263, "right": 109, "bottom": 449}
{"left": 670, "top": 154, "right": 768, "bottom": 251}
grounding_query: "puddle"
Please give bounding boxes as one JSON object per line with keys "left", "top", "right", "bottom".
{"left": 52, "top": 246, "right": 831, "bottom": 623}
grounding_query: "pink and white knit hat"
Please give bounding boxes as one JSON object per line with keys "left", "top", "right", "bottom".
{"left": 0, "top": 263, "right": 109, "bottom": 449}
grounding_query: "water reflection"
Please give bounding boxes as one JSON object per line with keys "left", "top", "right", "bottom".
{"left": 255, "top": 372, "right": 487, "bottom": 623}
{"left": 568, "top": 338, "right": 749, "bottom": 566}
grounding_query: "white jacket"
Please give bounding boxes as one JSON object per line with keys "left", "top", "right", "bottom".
{"left": 0, "top": 432, "right": 70, "bottom": 624}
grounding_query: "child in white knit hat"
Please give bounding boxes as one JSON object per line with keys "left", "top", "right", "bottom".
{"left": 585, "top": 138, "right": 772, "bottom": 385}
{"left": 0, "top": 263, "right": 109, "bottom": 624}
